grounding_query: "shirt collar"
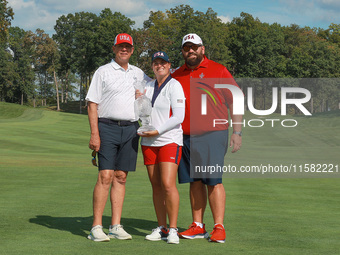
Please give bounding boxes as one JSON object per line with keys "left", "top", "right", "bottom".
{"left": 111, "top": 59, "right": 132, "bottom": 71}
{"left": 151, "top": 74, "right": 172, "bottom": 107}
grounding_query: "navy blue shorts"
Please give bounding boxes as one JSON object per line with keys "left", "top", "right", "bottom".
{"left": 178, "top": 130, "right": 229, "bottom": 185}
{"left": 98, "top": 120, "right": 139, "bottom": 171}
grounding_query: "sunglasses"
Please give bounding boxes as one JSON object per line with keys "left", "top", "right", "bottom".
{"left": 92, "top": 150, "right": 98, "bottom": 167}
{"left": 182, "top": 44, "right": 202, "bottom": 52}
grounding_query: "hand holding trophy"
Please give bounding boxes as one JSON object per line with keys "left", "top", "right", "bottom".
{"left": 134, "top": 79, "right": 155, "bottom": 135}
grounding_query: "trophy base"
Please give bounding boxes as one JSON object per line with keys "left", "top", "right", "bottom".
{"left": 137, "top": 125, "right": 155, "bottom": 134}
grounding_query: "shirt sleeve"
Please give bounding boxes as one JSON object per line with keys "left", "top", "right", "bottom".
{"left": 170, "top": 80, "right": 186, "bottom": 108}
{"left": 85, "top": 69, "right": 102, "bottom": 104}
{"left": 157, "top": 80, "right": 186, "bottom": 134}
{"left": 157, "top": 107, "right": 185, "bottom": 135}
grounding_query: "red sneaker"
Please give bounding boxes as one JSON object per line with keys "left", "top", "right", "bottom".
{"left": 209, "top": 224, "right": 226, "bottom": 243}
{"left": 179, "top": 222, "right": 209, "bottom": 239}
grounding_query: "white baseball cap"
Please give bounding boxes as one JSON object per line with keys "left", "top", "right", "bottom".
{"left": 182, "top": 33, "right": 203, "bottom": 46}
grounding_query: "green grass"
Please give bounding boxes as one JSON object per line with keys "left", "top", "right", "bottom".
{"left": 0, "top": 102, "right": 29, "bottom": 119}
{"left": 0, "top": 102, "right": 339, "bottom": 255}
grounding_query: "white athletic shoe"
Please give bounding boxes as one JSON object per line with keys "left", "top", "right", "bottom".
{"left": 87, "top": 225, "right": 110, "bottom": 242}
{"left": 167, "top": 228, "right": 179, "bottom": 244}
{"left": 145, "top": 226, "right": 169, "bottom": 241}
{"left": 108, "top": 224, "right": 132, "bottom": 240}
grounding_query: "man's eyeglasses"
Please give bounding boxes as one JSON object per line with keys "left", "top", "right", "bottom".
{"left": 182, "top": 44, "right": 202, "bottom": 52}
{"left": 92, "top": 150, "right": 97, "bottom": 167}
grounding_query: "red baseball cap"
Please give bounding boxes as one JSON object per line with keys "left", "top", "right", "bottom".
{"left": 114, "top": 33, "right": 133, "bottom": 46}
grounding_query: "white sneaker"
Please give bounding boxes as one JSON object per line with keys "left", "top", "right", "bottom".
{"left": 167, "top": 228, "right": 179, "bottom": 244}
{"left": 87, "top": 225, "right": 110, "bottom": 242}
{"left": 145, "top": 226, "right": 169, "bottom": 241}
{"left": 108, "top": 224, "right": 132, "bottom": 240}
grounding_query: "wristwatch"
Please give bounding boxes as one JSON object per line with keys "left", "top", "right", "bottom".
{"left": 233, "top": 131, "right": 242, "bottom": 136}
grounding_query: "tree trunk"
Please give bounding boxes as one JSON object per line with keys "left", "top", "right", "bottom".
{"left": 263, "top": 84, "right": 266, "bottom": 110}
{"left": 61, "top": 79, "right": 64, "bottom": 103}
{"left": 44, "top": 71, "right": 47, "bottom": 107}
{"left": 65, "top": 71, "right": 69, "bottom": 103}
{"left": 54, "top": 69, "right": 60, "bottom": 111}
{"left": 79, "top": 76, "right": 82, "bottom": 114}
{"left": 322, "top": 99, "right": 325, "bottom": 112}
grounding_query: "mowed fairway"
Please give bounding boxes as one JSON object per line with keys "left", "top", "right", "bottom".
{"left": 0, "top": 102, "right": 339, "bottom": 255}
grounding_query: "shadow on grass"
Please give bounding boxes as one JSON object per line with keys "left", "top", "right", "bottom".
{"left": 29, "top": 215, "right": 159, "bottom": 238}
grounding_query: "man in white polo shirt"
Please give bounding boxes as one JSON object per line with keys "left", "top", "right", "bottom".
{"left": 86, "top": 33, "right": 151, "bottom": 242}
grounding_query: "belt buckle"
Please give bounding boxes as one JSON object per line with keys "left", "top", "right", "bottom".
{"left": 117, "top": 120, "right": 121, "bottom": 126}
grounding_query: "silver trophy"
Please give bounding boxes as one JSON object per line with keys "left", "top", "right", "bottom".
{"left": 134, "top": 79, "right": 155, "bottom": 134}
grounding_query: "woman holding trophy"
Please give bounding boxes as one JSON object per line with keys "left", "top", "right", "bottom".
{"left": 136, "top": 51, "right": 185, "bottom": 244}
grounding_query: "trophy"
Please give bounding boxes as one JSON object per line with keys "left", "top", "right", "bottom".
{"left": 134, "top": 79, "right": 155, "bottom": 134}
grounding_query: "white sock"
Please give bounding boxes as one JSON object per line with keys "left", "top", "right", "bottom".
{"left": 214, "top": 223, "right": 224, "bottom": 228}
{"left": 194, "top": 221, "right": 203, "bottom": 228}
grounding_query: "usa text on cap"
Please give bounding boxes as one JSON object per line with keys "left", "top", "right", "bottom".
{"left": 152, "top": 51, "right": 170, "bottom": 63}
{"left": 114, "top": 33, "right": 133, "bottom": 46}
{"left": 182, "top": 33, "right": 203, "bottom": 46}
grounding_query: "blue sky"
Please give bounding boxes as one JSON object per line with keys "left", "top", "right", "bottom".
{"left": 8, "top": 0, "right": 340, "bottom": 36}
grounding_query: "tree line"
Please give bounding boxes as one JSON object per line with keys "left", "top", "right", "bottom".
{"left": 0, "top": 1, "right": 339, "bottom": 113}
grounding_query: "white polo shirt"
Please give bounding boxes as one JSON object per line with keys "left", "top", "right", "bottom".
{"left": 86, "top": 60, "right": 151, "bottom": 121}
{"left": 141, "top": 76, "right": 185, "bottom": 146}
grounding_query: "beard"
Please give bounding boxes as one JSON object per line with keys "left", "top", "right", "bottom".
{"left": 184, "top": 52, "right": 204, "bottom": 67}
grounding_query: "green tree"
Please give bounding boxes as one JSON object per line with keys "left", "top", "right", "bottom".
{"left": 226, "top": 13, "right": 288, "bottom": 110}
{"left": 97, "top": 8, "right": 134, "bottom": 66}
{"left": 0, "top": 46, "right": 16, "bottom": 101}
{"left": 53, "top": 14, "right": 75, "bottom": 105}
{"left": 227, "top": 12, "right": 287, "bottom": 78}
{"left": 284, "top": 25, "right": 340, "bottom": 113}
{"left": 29, "top": 29, "right": 59, "bottom": 107}
{"left": 8, "top": 27, "right": 35, "bottom": 105}
{"left": 197, "top": 8, "right": 232, "bottom": 68}
{"left": 285, "top": 25, "right": 340, "bottom": 78}
{"left": 0, "top": 0, "right": 14, "bottom": 101}
{"left": 0, "top": 0, "right": 14, "bottom": 43}
{"left": 54, "top": 12, "right": 99, "bottom": 112}
{"left": 54, "top": 9, "right": 135, "bottom": 110}
{"left": 143, "top": 5, "right": 233, "bottom": 68}
{"left": 318, "top": 23, "right": 340, "bottom": 45}
{"left": 143, "top": 10, "right": 178, "bottom": 65}
{"left": 131, "top": 28, "right": 153, "bottom": 76}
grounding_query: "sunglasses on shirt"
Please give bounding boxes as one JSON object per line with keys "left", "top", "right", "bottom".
{"left": 92, "top": 150, "right": 97, "bottom": 167}
{"left": 182, "top": 44, "right": 202, "bottom": 52}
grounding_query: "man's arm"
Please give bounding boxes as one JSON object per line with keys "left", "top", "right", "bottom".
{"left": 229, "top": 103, "right": 242, "bottom": 153}
{"left": 88, "top": 101, "right": 100, "bottom": 152}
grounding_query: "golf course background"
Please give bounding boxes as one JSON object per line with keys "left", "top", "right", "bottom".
{"left": 0, "top": 102, "right": 339, "bottom": 255}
